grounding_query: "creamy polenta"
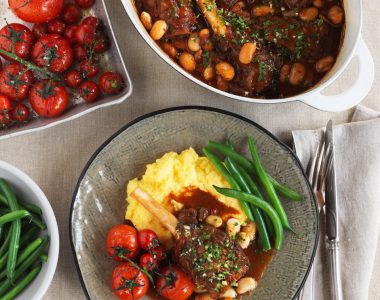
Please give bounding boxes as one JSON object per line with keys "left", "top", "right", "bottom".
{"left": 125, "top": 148, "right": 247, "bottom": 248}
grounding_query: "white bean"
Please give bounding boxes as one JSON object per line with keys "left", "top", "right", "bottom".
{"left": 238, "top": 232, "right": 250, "bottom": 249}
{"left": 206, "top": 215, "right": 223, "bottom": 228}
{"left": 150, "top": 20, "right": 168, "bottom": 41}
{"left": 242, "top": 221, "right": 257, "bottom": 241}
{"left": 236, "top": 277, "right": 257, "bottom": 294}
{"left": 226, "top": 218, "right": 241, "bottom": 237}
{"left": 221, "top": 287, "right": 237, "bottom": 298}
{"left": 140, "top": 11, "right": 152, "bottom": 30}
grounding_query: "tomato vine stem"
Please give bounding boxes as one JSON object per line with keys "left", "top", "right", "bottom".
{"left": 0, "top": 48, "right": 60, "bottom": 81}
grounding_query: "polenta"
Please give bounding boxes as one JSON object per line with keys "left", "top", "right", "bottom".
{"left": 125, "top": 148, "right": 248, "bottom": 248}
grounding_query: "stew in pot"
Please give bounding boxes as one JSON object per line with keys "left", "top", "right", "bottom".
{"left": 135, "top": 0, "right": 345, "bottom": 99}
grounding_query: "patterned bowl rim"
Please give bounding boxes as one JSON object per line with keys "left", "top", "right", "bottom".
{"left": 69, "top": 106, "right": 319, "bottom": 300}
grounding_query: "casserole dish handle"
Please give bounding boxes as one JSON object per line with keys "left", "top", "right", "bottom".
{"left": 299, "top": 37, "right": 374, "bottom": 112}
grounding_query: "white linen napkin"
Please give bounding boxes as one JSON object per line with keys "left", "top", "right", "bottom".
{"left": 292, "top": 105, "right": 380, "bottom": 300}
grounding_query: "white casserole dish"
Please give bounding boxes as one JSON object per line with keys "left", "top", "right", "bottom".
{"left": 121, "top": 0, "right": 374, "bottom": 112}
{"left": 0, "top": 0, "right": 132, "bottom": 140}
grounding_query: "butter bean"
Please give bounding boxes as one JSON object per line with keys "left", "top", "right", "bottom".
{"left": 179, "top": 52, "right": 196, "bottom": 72}
{"left": 203, "top": 66, "right": 215, "bottom": 81}
{"left": 289, "top": 63, "right": 306, "bottom": 86}
{"left": 206, "top": 215, "right": 223, "bottom": 227}
{"left": 299, "top": 7, "right": 319, "bottom": 22}
{"left": 328, "top": 6, "right": 344, "bottom": 25}
{"left": 252, "top": 5, "right": 274, "bottom": 17}
{"left": 279, "top": 64, "right": 291, "bottom": 83}
{"left": 162, "top": 42, "right": 177, "bottom": 59}
{"left": 188, "top": 33, "right": 201, "bottom": 52}
{"left": 313, "top": 0, "right": 325, "bottom": 8}
{"left": 226, "top": 218, "right": 241, "bottom": 236}
{"left": 239, "top": 42, "right": 257, "bottom": 65}
{"left": 236, "top": 277, "right": 257, "bottom": 294}
{"left": 315, "top": 56, "right": 334, "bottom": 73}
{"left": 140, "top": 11, "right": 152, "bottom": 31}
{"left": 150, "top": 20, "right": 168, "bottom": 41}
{"left": 216, "top": 62, "right": 235, "bottom": 81}
{"left": 242, "top": 221, "right": 257, "bottom": 241}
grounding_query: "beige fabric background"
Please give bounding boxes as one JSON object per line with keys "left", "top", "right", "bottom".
{"left": 0, "top": 0, "right": 379, "bottom": 299}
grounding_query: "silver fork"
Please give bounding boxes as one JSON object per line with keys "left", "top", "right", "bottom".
{"left": 296, "top": 131, "right": 333, "bottom": 300}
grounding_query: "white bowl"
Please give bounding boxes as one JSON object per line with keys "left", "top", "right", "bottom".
{"left": 0, "top": 161, "right": 59, "bottom": 300}
{"left": 121, "top": 0, "right": 374, "bottom": 112}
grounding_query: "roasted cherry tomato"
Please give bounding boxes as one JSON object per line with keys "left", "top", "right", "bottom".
{"left": 156, "top": 266, "right": 194, "bottom": 300}
{"left": 32, "top": 34, "right": 73, "bottom": 73}
{"left": 29, "top": 80, "right": 69, "bottom": 117}
{"left": 0, "top": 95, "right": 11, "bottom": 111}
{"left": 75, "top": 16, "right": 98, "bottom": 45}
{"left": 75, "top": 0, "right": 95, "bottom": 9}
{"left": 64, "top": 25, "right": 79, "bottom": 44}
{"left": 0, "top": 63, "right": 34, "bottom": 101}
{"left": 79, "top": 80, "right": 100, "bottom": 102}
{"left": 93, "top": 32, "right": 109, "bottom": 53}
{"left": 9, "top": 0, "right": 63, "bottom": 23}
{"left": 32, "top": 23, "right": 48, "bottom": 39}
{"left": 0, "top": 111, "right": 12, "bottom": 129}
{"left": 61, "top": 3, "right": 82, "bottom": 25}
{"left": 10, "top": 103, "right": 30, "bottom": 122}
{"left": 137, "top": 229, "right": 159, "bottom": 251}
{"left": 99, "top": 72, "right": 124, "bottom": 94}
{"left": 106, "top": 225, "right": 139, "bottom": 261}
{"left": 73, "top": 44, "right": 86, "bottom": 61}
{"left": 64, "top": 70, "right": 83, "bottom": 88}
{"left": 0, "top": 23, "right": 34, "bottom": 61}
{"left": 111, "top": 262, "right": 149, "bottom": 300}
{"left": 139, "top": 253, "right": 157, "bottom": 271}
{"left": 80, "top": 59, "right": 99, "bottom": 78}
{"left": 150, "top": 245, "right": 166, "bottom": 262}
{"left": 47, "top": 18, "right": 66, "bottom": 35}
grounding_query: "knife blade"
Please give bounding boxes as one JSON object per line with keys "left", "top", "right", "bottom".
{"left": 325, "top": 120, "right": 338, "bottom": 240}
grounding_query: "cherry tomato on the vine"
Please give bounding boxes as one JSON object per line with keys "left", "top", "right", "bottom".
{"left": 9, "top": 0, "right": 64, "bottom": 23}
{"left": 156, "top": 266, "right": 194, "bottom": 300}
{"left": 75, "top": 16, "right": 98, "bottom": 46}
{"left": 64, "top": 70, "right": 83, "bottom": 88}
{"left": 10, "top": 103, "right": 30, "bottom": 122}
{"left": 75, "top": 0, "right": 95, "bottom": 9}
{"left": 0, "top": 111, "right": 12, "bottom": 129}
{"left": 64, "top": 25, "right": 79, "bottom": 44}
{"left": 0, "top": 95, "right": 11, "bottom": 111}
{"left": 137, "top": 229, "right": 159, "bottom": 251}
{"left": 61, "top": 3, "right": 82, "bottom": 25}
{"left": 47, "top": 18, "right": 66, "bottom": 35}
{"left": 73, "top": 44, "right": 86, "bottom": 61}
{"left": 79, "top": 80, "right": 100, "bottom": 102}
{"left": 106, "top": 224, "right": 139, "bottom": 261}
{"left": 150, "top": 245, "right": 166, "bottom": 262}
{"left": 32, "top": 23, "right": 48, "bottom": 39}
{"left": 32, "top": 34, "right": 73, "bottom": 73}
{"left": 0, "top": 63, "right": 34, "bottom": 101}
{"left": 0, "top": 23, "right": 35, "bottom": 61}
{"left": 111, "top": 262, "right": 149, "bottom": 300}
{"left": 99, "top": 72, "right": 124, "bottom": 94}
{"left": 29, "top": 80, "right": 69, "bottom": 117}
{"left": 139, "top": 253, "right": 157, "bottom": 271}
{"left": 80, "top": 59, "right": 100, "bottom": 78}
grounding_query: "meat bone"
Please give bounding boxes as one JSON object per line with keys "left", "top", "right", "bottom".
{"left": 195, "top": 0, "right": 227, "bottom": 36}
{"left": 130, "top": 187, "right": 179, "bottom": 237}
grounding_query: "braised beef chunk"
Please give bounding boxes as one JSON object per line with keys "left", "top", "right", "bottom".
{"left": 175, "top": 209, "right": 249, "bottom": 295}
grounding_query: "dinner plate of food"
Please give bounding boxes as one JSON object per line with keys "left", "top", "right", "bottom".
{"left": 70, "top": 106, "right": 318, "bottom": 300}
{"left": 121, "top": 0, "right": 374, "bottom": 111}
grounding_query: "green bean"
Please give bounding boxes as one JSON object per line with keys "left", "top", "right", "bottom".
{"left": 202, "top": 148, "right": 254, "bottom": 221}
{"left": 226, "top": 137, "right": 234, "bottom": 150}
{"left": 207, "top": 141, "right": 303, "bottom": 201}
{"left": 225, "top": 157, "right": 271, "bottom": 251}
{"left": 0, "top": 264, "right": 42, "bottom": 300}
{"left": 40, "top": 253, "right": 48, "bottom": 262}
{"left": 214, "top": 187, "right": 283, "bottom": 250}
{"left": 20, "top": 202, "right": 42, "bottom": 215}
{"left": 27, "top": 213, "right": 46, "bottom": 230}
{"left": 0, "top": 194, "right": 7, "bottom": 207}
{"left": 19, "top": 226, "right": 40, "bottom": 246}
{"left": 237, "top": 165, "right": 275, "bottom": 237}
{"left": 0, "top": 179, "right": 21, "bottom": 282}
{"left": 0, "top": 236, "right": 49, "bottom": 296}
{"left": 0, "top": 210, "right": 30, "bottom": 226}
{"left": 247, "top": 137, "right": 292, "bottom": 230}
{"left": 0, "top": 238, "right": 43, "bottom": 280}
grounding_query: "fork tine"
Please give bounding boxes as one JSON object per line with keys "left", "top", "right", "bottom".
{"left": 306, "top": 134, "right": 325, "bottom": 190}
{"left": 317, "top": 142, "right": 332, "bottom": 191}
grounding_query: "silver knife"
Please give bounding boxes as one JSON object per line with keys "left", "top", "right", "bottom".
{"left": 324, "top": 120, "right": 343, "bottom": 300}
